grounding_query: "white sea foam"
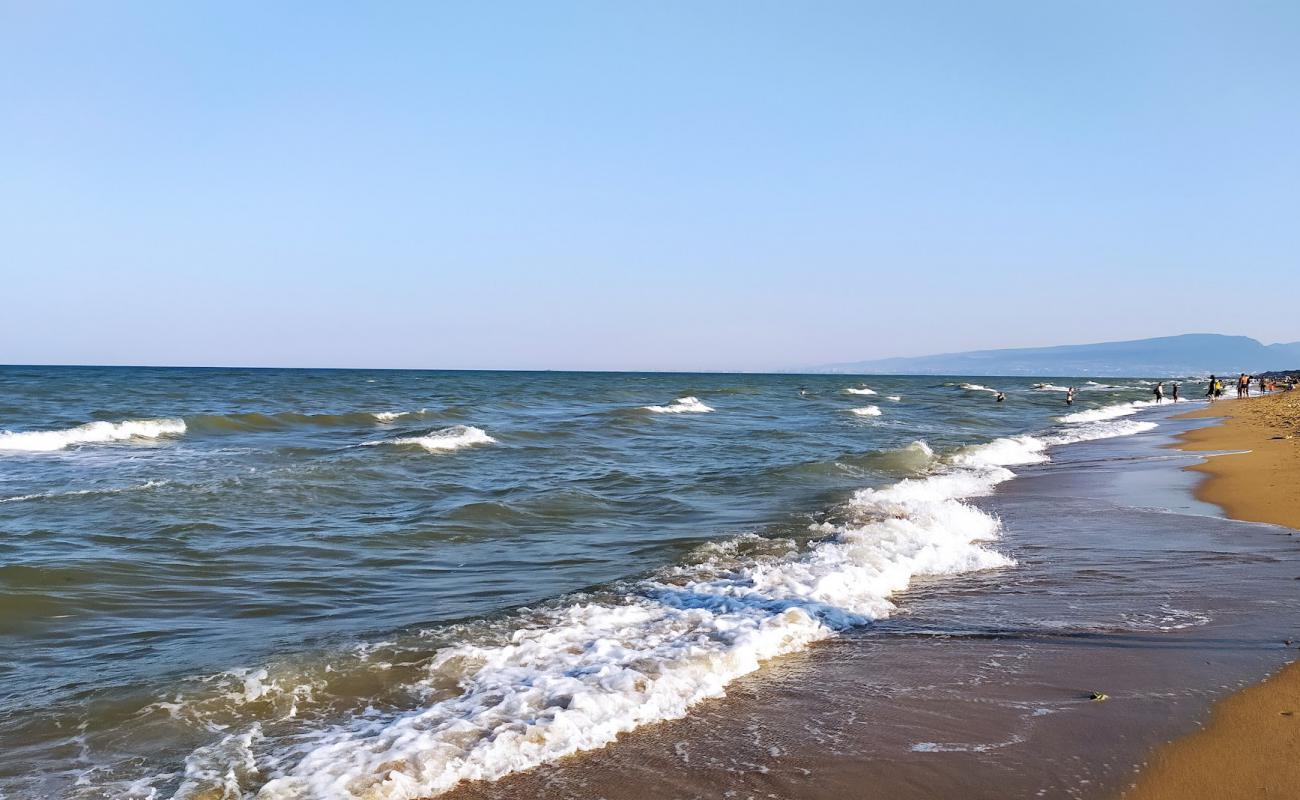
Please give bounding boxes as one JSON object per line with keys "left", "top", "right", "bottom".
{"left": 372, "top": 409, "right": 427, "bottom": 423}
{"left": 0, "top": 419, "right": 186, "bottom": 452}
{"left": 845, "top": 386, "right": 877, "bottom": 395}
{"left": 363, "top": 425, "right": 496, "bottom": 452}
{"left": 959, "top": 383, "right": 999, "bottom": 394}
{"left": 951, "top": 418, "right": 1158, "bottom": 470}
{"left": 886, "top": 395, "right": 902, "bottom": 401}
{"left": 642, "top": 396, "right": 714, "bottom": 414}
{"left": 1058, "top": 400, "right": 1155, "bottom": 424}
{"left": 851, "top": 405, "right": 883, "bottom": 417}
{"left": 1031, "top": 383, "right": 1072, "bottom": 392}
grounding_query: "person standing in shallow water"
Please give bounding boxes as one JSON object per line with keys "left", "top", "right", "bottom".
{"left": 1207, "top": 375, "right": 1219, "bottom": 402}
{"left": 1171, "top": 382, "right": 1180, "bottom": 402}
{"left": 1065, "top": 387, "right": 1075, "bottom": 405}
{"left": 1153, "top": 382, "right": 1164, "bottom": 403}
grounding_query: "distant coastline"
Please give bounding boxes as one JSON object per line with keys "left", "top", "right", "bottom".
{"left": 810, "top": 333, "right": 1300, "bottom": 377}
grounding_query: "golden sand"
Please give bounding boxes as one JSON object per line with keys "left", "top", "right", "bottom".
{"left": 1122, "top": 391, "right": 1300, "bottom": 800}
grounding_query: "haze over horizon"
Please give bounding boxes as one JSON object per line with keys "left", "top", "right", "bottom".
{"left": 4, "top": 2, "right": 1298, "bottom": 371}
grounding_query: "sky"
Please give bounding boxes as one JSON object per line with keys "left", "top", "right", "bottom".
{"left": 2, "top": 1, "right": 1297, "bottom": 371}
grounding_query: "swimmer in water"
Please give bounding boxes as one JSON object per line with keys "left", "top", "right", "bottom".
{"left": 995, "top": 391, "right": 1006, "bottom": 403}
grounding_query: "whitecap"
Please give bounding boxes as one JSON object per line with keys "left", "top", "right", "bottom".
{"left": 844, "top": 386, "right": 877, "bottom": 395}
{"left": 363, "top": 425, "right": 496, "bottom": 452}
{"left": 642, "top": 396, "right": 714, "bottom": 414}
{"left": 1058, "top": 400, "right": 1155, "bottom": 424}
{"left": 850, "top": 405, "right": 882, "bottom": 417}
{"left": 372, "top": 409, "right": 426, "bottom": 423}
{"left": 0, "top": 419, "right": 186, "bottom": 452}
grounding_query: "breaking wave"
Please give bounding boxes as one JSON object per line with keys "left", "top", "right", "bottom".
{"left": 0, "top": 419, "right": 186, "bottom": 452}
{"left": 1058, "top": 400, "right": 1156, "bottom": 424}
{"left": 362, "top": 425, "right": 497, "bottom": 453}
{"left": 851, "top": 405, "right": 883, "bottom": 417}
{"left": 844, "top": 386, "right": 877, "bottom": 395}
{"left": 143, "top": 409, "right": 1160, "bottom": 800}
{"left": 642, "top": 396, "right": 714, "bottom": 414}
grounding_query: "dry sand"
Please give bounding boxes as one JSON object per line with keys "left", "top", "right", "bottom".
{"left": 1123, "top": 391, "right": 1300, "bottom": 800}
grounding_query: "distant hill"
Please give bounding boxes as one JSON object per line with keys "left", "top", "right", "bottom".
{"left": 812, "top": 334, "right": 1300, "bottom": 377}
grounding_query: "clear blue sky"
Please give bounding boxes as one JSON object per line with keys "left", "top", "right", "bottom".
{"left": 3, "top": 2, "right": 1297, "bottom": 371}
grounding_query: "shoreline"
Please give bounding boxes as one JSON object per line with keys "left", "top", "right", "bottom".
{"left": 1122, "top": 392, "right": 1300, "bottom": 800}
{"left": 437, "top": 402, "right": 1300, "bottom": 800}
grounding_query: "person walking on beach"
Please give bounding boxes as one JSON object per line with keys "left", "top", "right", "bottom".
{"left": 1238, "top": 373, "right": 1249, "bottom": 398}
{"left": 1153, "top": 382, "right": 1164, "bottom": 403}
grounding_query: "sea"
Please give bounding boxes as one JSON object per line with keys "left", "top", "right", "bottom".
{"left": 2, "top": 367, "right": 1296, "bottom": 799}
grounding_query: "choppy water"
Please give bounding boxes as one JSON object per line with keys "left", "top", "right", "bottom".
{"left": 0, "top": 367, "right": 1177, "bottom": 798}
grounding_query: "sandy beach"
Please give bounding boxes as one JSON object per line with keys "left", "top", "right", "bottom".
{"left": 1123, "top": 391, "right": 1300, "bottom": 800}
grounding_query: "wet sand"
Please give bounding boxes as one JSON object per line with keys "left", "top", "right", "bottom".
{"left": 1175, "top": 391, "right": 1300, "bottom": 529}
{"left": 440, "top": 412, "right": 1300, "bottom": 800}
{"left": 1122, "top": 392, "right": 1300, "bottom": 800}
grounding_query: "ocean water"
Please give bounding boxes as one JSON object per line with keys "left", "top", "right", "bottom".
{"left": 0, "top": 367, "right": 1182, "bottom": 798}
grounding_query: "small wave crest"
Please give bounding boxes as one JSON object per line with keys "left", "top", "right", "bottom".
{"left": 363, "top": 425, "right": 496, "bottom": 453}
{"left": 0, "top": 419, "right": 186, "bottom": 452}
{"left": 844, "top": 386, "right": 877, "bottom": 395}
{"left": 1058, "top": 400, "right": 1156, "bottom": 424}
{"left": 958, "top": 383, "right": 999, "bottom": 395}
{"left": 0, "top": 480, "right": 168, "bottom": 504}
{"left": 642, "top": 396, "right": 714, "bottom": 414}
{"left": 185, "top": 410, "right": 432, "bottom": 433}
{"left": 850, "top": 405, "right": 883, "bottom": 417}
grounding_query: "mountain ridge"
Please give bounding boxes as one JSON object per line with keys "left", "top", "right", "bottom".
{"left": 811, "top": 334, "right": 1300, "bottom": 376}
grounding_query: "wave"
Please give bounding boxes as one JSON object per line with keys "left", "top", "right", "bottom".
{"left": 1058, "top": 400, "right": 1155, "bottom": 424}
{"left": 224, "top": 462, "right": 1016, "bottom": 799}
{"left": 850, "top": 405, "right": 883, "bottom": 416}
{"left": 1031, "top": 383, "right": 1072, "bottom": 392}
{"left": 951, "top": 418, "right": 1158, "bottom": 469}
{"left": 958, "top": 383, "right": 999, "bottom": 394}
{"left": 0, "top": 479, "right": 168, "bottom": 504}
{"left": 362, "top": 425, "right": 496, "bottom": 453}
{"left": 159, "top": 408, "right": 1162, "bottom": 799}
{"left": 0, "top": 419, "right": 186, "bottom": 452}
{"left": 844, "top": 386, "right": 877, "bottom": 395}
{"left": 372, "top": 410, "right": 426, "bottom": 422}
{"left": 642, "top": 396, "right": 714, "bottom": 414}
{"left": 185, "top": 410, "right": 432, "bottom": 433}
{"left": 886, "top": 395, "right": 902, "bottom": 401}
